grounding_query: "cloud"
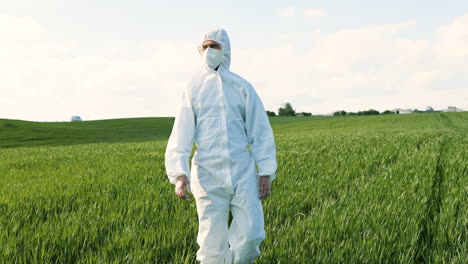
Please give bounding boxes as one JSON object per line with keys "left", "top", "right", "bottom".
{"left": 435, "top": 14, "right": 468, "bottom": 58}
{"left": 276, "top": 8, "right": 326, "bottom": 19}
{"left": 276, "top": 8, "right": 295, "bottom": 17}
{"left": 234, "top": 16, "right": 467, "bottom": 114}
{"left": 1, "top": 14, "right": 467, "bottom": 121}
{"left": 0, "top": 15, "right": 200, "bottom": 121}
{"left": 303, "top": 8, "right": 326, "bottom": 19}
{"left": 0, "top": 15, "right": 42, "bottom": 41}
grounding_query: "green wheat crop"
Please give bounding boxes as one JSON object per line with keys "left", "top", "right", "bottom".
{"left": 0, "top": 113, "right": 466, "bottom": 263}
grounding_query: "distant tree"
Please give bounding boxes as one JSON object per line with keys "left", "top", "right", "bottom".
{"left": 333, "top": 110, "right": 347, "bottom": 116}
{"left": 382, "top": 110, "right": 395, "bottom": 114}
{"left": 360, "top": 109, "right": 380, "bottom": 115}
{"left": 296, "top": 112, "right": 312, "bottom": 117}
{"left": 426, "top": 106, "right": 434, "bottom": 111}
{"left": 278, "top": 103, "right": 296, "bottom": 116}
{"left": 266, "top": 110, "right": 276, "bottom": 117}
{"left": 333, "top": 109, "right": 384, "bottom": 116}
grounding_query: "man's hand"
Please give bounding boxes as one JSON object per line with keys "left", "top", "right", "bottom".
{"left": 175, "top": 175, "right": 191, "bottom": 200}
{"left": 259, "top": 176, "right": 270, "bottom": 200}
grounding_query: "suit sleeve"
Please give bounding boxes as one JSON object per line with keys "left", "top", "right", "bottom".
{"left": 164, "top": 86, "right": 196, "bottom": 184}
{"left": 245, "top": 83, "right": 278, "bottom": 182}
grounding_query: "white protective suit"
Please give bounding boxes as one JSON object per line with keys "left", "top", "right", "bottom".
{"left": 165, "top": 28, "right": 277, "bottom": 264}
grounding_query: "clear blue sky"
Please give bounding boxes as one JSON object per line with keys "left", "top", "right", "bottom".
{"left": 1, "top": 0, "right": 467, "bottom": 121}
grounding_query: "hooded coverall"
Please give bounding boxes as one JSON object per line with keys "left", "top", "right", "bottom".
{"left": 165, "top": 28, "right": 277, "bottom": 264}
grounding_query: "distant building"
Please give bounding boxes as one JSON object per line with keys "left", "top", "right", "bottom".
{"left": 71, "top": 116, "right": 82, "bottom": 122}
{"left": 422, "top": 110, "right": 442, "bottom": 113}
{"left": 391, "top": 108, "right": 412, "bottom": 114}
{"left": 444, "top": 106, "right": 465, "bottom": 112}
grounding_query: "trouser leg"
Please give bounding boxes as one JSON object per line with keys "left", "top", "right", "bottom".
{"left": 228, "top": 175, "right": 266, "bottom": 264}
{"left": 194, "top": 188, "right": 233, "bottom": 264}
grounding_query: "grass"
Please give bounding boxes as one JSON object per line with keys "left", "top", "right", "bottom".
{"left": 0, "top": 117, "right": 174, "bottom": 148}
{"left": 0, "top": 112, "right": 467, "bottom": 263}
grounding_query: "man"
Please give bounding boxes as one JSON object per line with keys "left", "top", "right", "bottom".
{"left": 165, "top": 28, "right": 277, "bottom": 264}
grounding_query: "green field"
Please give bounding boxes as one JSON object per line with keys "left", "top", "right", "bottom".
{"left": 0, "top": 113, "right": 467, "bottom": 263}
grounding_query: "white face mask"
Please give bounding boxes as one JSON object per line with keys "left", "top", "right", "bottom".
{"left": 202, "top": 48, "right": 223, "bottom": 70}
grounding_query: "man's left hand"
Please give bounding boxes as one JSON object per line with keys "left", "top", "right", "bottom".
{"left": 259, "top": 176, "right": 270, "bottom": 200}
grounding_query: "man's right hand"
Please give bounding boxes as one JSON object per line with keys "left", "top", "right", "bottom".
{"left": 175, "top": 175, "right": 191, "bottom": 200}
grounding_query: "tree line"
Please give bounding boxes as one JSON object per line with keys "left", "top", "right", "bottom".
{"left": 332, "top": 109, "right": 395, "bottom": 116}
{"left": 266, "top": 103, "right": 398, "bottom": 117}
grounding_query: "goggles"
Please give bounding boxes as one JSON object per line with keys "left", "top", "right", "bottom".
{"left": 198, "top": 42, "right": 222, "bottom": 53}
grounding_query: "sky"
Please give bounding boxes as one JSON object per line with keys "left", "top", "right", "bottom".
{"left": 1, "top": 0, "right": 467, "bottom": 121}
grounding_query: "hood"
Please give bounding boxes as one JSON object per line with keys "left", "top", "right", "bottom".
{"left": 201, "top": 28, "right": 231, "bottom": 71}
